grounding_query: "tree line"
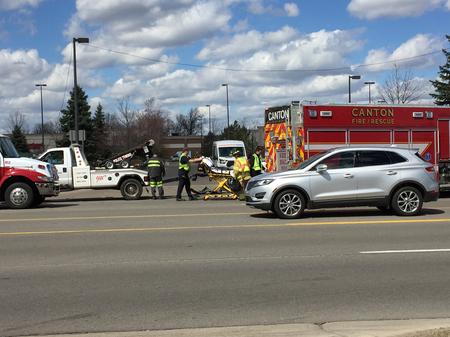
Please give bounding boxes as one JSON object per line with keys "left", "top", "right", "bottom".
{"left": 7, "top": 35, "right": 450, "bottom": 158}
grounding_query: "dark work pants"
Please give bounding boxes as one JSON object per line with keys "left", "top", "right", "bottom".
{"left": 176, "top": 176, "right": 193, "bottom": 198}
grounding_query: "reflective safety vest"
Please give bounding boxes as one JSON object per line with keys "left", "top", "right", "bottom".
{"left": 234, "top": 156, "right": 250, "bottom": 173}
{"left": 179, "top": 154, "right": 190, "bottom": 172}
{"left": 252, "top": 153, "right": 262, "bottom": 171}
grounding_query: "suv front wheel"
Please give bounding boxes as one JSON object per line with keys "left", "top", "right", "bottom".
{"left": 273, "top": 189, "right": 306, "bottom": 219}
{"left": 391, "top": 186, "right": 423, "bottom": 216}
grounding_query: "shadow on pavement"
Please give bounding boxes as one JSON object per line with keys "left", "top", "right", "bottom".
{"left": 250, "top": 207, "right": 445, "bottom": 219}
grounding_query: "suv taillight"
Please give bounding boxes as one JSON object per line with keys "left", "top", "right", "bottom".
{"left": 425, "top": 166, "right": 439, "bottom": 181}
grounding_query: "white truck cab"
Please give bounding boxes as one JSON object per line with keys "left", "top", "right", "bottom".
{"left": 39, "top": 145, "right": 149, "bottom": 200}
{"left": 212, "top": 140, "right": 247, "bottom": 168}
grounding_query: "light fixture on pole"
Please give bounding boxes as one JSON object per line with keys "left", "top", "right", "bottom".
{"left": 72, "top": 37, "right": 89, "bottom": 144}
{"left": 205, "top": 104, "right": 211, "bottom": 134}
{"left": 364, "top": 81, "right": 375, "bottom": 104}
{"left": 221, "top": 83, "right": 230, "bottom": 132}
{"left": 35, "top": 83, "right": 47, "bottom": 151}
{"left": 348, "top": 75, "right": 361, "bottom": 103}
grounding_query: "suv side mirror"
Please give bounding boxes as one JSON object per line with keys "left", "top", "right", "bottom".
{"left": 316, "top": 164, "right": 327, "bottom": 172}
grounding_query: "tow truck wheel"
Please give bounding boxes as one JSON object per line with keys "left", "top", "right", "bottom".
{"left": 120, "top": 178, "right": 143, "bottom": 200}
{"left": 121, "top": 160, "right": 130, "bottom": 168}
{"left": 5, "top": 182, "right": 34, "bottom": 209}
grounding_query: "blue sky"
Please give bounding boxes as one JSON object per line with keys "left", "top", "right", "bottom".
{"left": 0, "top": 0, "right": 449, "bottom": 133}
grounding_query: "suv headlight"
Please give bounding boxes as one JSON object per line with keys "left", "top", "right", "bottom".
{"left": 254, "top": 179, "right": 274, "bottom": 187}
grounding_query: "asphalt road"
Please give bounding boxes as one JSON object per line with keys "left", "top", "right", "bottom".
{"left": 1, "top": 185, "right": 450, "bottom": 336}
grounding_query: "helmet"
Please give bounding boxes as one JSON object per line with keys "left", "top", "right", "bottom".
{"left": 232, "top": 150, "right": 241, "bottom": 157}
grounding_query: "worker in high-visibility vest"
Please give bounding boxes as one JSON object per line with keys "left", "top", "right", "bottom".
{"left": 232, "top": 150, "right": 251, "bottom": 189}
{"left": 176, "top": 147, "right": 203, "bottom": 201}
{"left": 147, "top": 153, "right": 165, "bottom": 199}
{"left": 248, "top": 146, "right": 264, "bottom": 177}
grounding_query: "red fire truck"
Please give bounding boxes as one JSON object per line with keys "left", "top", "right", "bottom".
{"left": 264, "top": 102, "right": 450, "bottom": 189}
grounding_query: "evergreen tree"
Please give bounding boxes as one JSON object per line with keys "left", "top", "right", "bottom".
{"left": 92, "top": 103, "right": 111, "bottom": 162}
{"left": 430, "top": 35, "right": 450, "bottom": 106}
{"left": 221, "top": 121, "right": 253, "bottom": 154}
{"left": 10, "top": 125, "right": 28, "bottom": 155}
{"left": 59, "top": 86, "right": 95, "bottom": 161}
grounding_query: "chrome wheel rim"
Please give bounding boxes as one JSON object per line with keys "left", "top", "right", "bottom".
{"left": 397, "top": 190, "right": 419, "bottom": 213}
{"left": 10, "top": 187, "right": 29, "bottom": 206}
{"left": 279, "top": 193, "right": 302, "bottom": 216}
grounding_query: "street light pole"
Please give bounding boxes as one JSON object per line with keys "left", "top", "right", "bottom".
{"left": 206, "top": 104, "right": 211, "bottom": 134}
{"left": 35, "top": 83, "right": 47, "bottom": 151}
{"left": 348, "top": 75, "right": 361, "bottom": 103}
{"left": 221, "top": 83, "right": 230, "bottom": 134}
{"left": 72, "top": 37, "right": 89, "bottom": 144}
{"left": 364, "top": 81, "right": 375, "bottom": 104}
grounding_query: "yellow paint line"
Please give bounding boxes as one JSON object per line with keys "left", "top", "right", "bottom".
{"left": 1, "top": 217, "right": 450, "bottom": 236}
{"left": 0, "top": 212, "right": 254, "bottom": 223}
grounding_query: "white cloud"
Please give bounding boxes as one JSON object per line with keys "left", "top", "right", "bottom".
{"left": 362, "top": 34, "right": 444, "bottom": 72}
{"left": 0, "top": 0, "right": 41, "bottom": 11}
{"left": 348, "top": 0, "right": 446, "bottom": 19}
{"left": 447, "top": 0, "right": 450, "bottom": 9}
{"left": 284, "top": 2, "right": 299, "bottom": 17}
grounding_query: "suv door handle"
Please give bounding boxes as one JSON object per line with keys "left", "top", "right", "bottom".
{"left": 344, "top": 173, "right": 354, "bottom": 178}
{"left": 387, "top": 171, "right": 397, "bottom": 175}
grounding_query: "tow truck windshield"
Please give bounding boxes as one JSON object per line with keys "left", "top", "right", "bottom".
{"left": 0, "top": 137, "right": 20, "bottom": 158}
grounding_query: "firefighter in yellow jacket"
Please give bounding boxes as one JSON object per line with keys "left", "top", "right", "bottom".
{"left": 232, "top": 150, "right": 251, "bottom": 189}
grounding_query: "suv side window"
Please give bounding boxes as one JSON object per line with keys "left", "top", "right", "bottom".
{"left": 386, "top": 151, "right": 407, "bottom": 164}
{"left": 314, "top": 151, "right": 356, "bottom": 170}
{"left": 356, "top": 151, "right": 390, "bottom": 167}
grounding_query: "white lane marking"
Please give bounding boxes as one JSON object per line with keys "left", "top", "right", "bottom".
{"left": 360, "top": 249, "right": 450, "bottom": 254}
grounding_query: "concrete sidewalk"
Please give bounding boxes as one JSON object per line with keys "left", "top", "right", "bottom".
{"left": 20, "top": 319, "right": 450, "bottom": 337}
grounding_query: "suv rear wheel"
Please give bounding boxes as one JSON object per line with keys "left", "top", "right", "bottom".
{"left": 273, "top": 189, "right": 305, "bottom": 219}
{"left": 391, "top": 186, "right": 423, "bottom": 216}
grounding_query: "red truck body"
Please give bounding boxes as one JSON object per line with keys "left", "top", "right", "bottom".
{"left": 264, "top": 103, "right": 450, "bottom": 189}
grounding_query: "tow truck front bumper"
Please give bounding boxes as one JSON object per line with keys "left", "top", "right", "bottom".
{"left": 35, "top": 182, "right": 60, "bottom": 196}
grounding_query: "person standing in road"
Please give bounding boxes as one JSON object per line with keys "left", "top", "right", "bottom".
{"left": 147, "top": 153, "right": 165, "bottom": 199}
{"left": 249, "top": 146, "right": 264, "bottom": 177}
{"left": 176, "top": 148, "right": 203, "bottom": 201}
{"left": 232, "top": 150, "right": 251, "bottom": 189}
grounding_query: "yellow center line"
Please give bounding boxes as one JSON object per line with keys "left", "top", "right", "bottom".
{"left": 1, "top": 218, "right": 450, "bottom": 236}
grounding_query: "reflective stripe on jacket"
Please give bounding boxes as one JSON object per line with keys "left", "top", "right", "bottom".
{"left": 147, "top": 158, "right": 165, "bottom": 178}
{"left": 179, "top": 154, "right": 190, "bottom": 172}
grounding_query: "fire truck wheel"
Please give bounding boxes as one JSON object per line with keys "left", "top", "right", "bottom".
{"left": 120, "top": 178, "right": 143, "bottom": 200}
{"left": 273, "top": 189, "right": 305, "bottom": 219}
{"left": 391, "top": 186, "right": 423, "bottom": 216}
{"left": 5, "top": 182, "right": 34, "bottom": 209}
{"left": 121, "top": 160, "right": 130, "bottom": 168}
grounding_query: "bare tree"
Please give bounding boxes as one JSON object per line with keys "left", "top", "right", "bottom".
{"left": 378, "top": 65, "right": 425, "bottom": 104}
{"left": 33, "top": 121, "right": 60, "bottom": 134}
{"left": 8, "top": 111, "right": 27, "bottom": 133}
{"left": 172, "top": 108, "right": 202, "bottom": 136}
{"left": 117, "top": 97, "right": 137, "bottom": 149}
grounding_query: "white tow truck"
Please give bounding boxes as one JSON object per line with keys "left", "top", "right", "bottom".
{"left": 39, "top": 145, "right": 149, "bottom": 200}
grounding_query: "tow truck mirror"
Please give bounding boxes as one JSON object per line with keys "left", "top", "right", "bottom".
{"left": 316, "top": 164, "right": 327, "bottom": 172}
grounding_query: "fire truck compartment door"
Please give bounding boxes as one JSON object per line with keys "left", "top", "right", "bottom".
{"left": 308, "top": 151, "right": 357, "bottom": 202}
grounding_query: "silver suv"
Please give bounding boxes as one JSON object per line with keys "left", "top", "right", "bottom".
{"left": 245, "top": 147, "right": 439, "bottom": 218}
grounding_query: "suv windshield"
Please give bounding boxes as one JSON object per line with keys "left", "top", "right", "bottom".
{"left": 0, "top": 137, "right": 20, "bottom": 158}
{"left": 296, "top": 152, "right": 327, "bottom": 170}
